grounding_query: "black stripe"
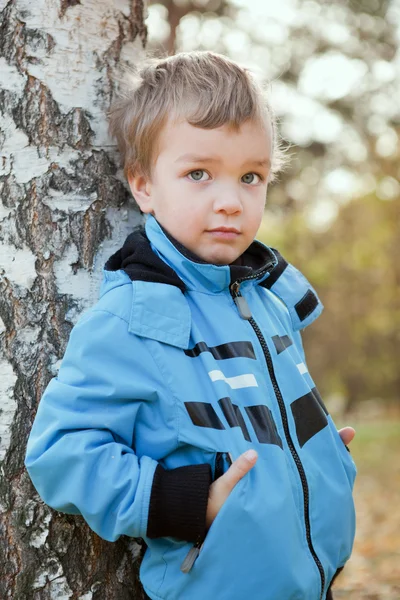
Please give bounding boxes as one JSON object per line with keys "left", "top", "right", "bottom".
{"left": 291, "top": 391, "right": 328, "bottom": 447}
{"left": 218, "top": 397, "right": 251, "bottom": 441}
{"left": 218, "top": 397, "right": 237, "bottom": 428}
{"left": 184, "top": 341, "right": 256, "bottom": 360}
{"left": 244, "top": 405, "right": 283, "bottom": 448}
{"left": 233, "top": 404, "right": 252, "bottom": 442}
{"left": 311, "top": 386, "right": 328, "bottom": 415}
{"left": 272, "top": 334, "right": 293, "bottom": 355}
{"left": 260, "top": 250, "right": 288, "bottom": 290}
{"left": 295, "top": 289, "right": 319, "bottom": 322}
{"left": 184, "top": 402, "right": 225, "bottom": 430}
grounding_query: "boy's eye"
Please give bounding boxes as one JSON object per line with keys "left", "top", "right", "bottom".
{"left": 186, "top": 170, "right": 262, "bottom": 184}
{"left": 242, "top": 172, "right": 261, "bottom": 185}
{"left": 187, "top": 169, "right": 210, "bottom": 182}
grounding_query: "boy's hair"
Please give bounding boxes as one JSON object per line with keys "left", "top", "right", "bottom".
{"left": 108, "top": 50, "right": 291, "bottom": 185}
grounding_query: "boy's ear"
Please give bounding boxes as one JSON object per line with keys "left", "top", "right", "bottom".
{"left": 127, "top": 169, "right": 154, "bottom": 214}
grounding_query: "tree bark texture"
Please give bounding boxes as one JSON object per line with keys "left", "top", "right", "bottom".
{"left": 0, "top": 1, "right": 148, "bottom": 597}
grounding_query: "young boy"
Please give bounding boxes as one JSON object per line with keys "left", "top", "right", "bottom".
{"left": 24, "top": 51, "right": 357, "bottom": 600}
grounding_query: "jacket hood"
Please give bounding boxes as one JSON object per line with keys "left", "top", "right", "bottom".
{"left": 104, "top": 226, "right": 186, "bottom": 293}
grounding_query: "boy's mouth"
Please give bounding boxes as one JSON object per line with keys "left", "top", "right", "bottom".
{"left": 209, "top": 226, "right": 240, "bottom": 233}
{"left": 207, "top": 227, "right": 241, "bottom": 239}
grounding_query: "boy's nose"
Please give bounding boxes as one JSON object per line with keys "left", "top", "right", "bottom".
{"left": 213, "top": 191, "right": 243, "bottom": 214}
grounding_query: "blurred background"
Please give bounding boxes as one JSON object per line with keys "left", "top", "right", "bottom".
{"left": 145, "top": 0, "right": 400, "bottom": 597}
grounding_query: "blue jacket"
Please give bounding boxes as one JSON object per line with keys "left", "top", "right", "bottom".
{"left": 25, "top": 214, "right": 357, "bottom": 600}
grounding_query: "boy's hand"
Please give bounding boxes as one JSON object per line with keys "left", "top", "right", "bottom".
{"left": 338, "top": 427, "right": 356, "bottom": 446}
{"left": 205, "top": 428, "right": 355, "bottom": 532}
{"left": 205, "top": 449, "right": 258, "bottom": 531}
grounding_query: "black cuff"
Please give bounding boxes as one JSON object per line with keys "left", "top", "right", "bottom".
{"left": 146, "top": 463, "right": 212, "bottom": 542}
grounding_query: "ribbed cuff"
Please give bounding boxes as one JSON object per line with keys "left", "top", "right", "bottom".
{"left": 146, "top": 463, "right": 212, "bottom": 542}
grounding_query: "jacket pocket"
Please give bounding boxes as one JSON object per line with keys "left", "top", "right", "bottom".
{"left": 162, "top": 451, "right": 319, "bottom": 599}
{"left": 188, "top": 464, "right": 246, "bottom": 569}
{"left": 180, "top": 451, "right": 232, "bottom": 574}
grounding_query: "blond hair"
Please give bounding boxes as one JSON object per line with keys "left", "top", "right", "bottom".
{"left": 108, "top": 50, "right": 291, "bottom": 184}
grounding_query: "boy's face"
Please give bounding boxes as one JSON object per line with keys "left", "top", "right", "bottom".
{"left": 128, "top": 117, "right": 272, "bottom": 265}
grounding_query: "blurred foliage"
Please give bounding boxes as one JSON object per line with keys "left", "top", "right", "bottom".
{"left": 147, "top": 0, "right": 233, "bottom": 55}
{"left": 259, "top": 192, "right": 400, "bottom": 412}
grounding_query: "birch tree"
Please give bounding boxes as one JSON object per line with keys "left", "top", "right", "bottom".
{"left": 0, "top": 0, "right": 148, "bottom": 597}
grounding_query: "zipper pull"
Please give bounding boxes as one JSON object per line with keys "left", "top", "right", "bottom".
{"left": 234, "top": 295, "right": 252, "bottom": 320}
{"left": 180, "top": 538, "right": 203, "bottom": 573}
{"left": 180, "top": 454, "right": 234, "bottom": 574}
{"left": 230, "top": 282, "right": 252, "bottom": 320}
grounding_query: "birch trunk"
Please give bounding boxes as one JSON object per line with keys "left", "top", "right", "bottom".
{"left": 0, "top": 1, "right": 148, "bottom": 597}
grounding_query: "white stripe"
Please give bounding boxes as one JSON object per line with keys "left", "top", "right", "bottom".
{"left": 208, "top": 370, "right": 258, "bottom": 389}
{"left": 297, "top": 362, "right": 308, "bottom": 375}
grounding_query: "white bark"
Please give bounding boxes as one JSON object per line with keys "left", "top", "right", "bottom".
{"left": 0, "top": 0, "right": 148, "bottom": 597}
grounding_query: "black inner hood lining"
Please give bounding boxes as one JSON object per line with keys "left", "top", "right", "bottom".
{"left": 104, "top": 228, "right": 186, "bottom": 292}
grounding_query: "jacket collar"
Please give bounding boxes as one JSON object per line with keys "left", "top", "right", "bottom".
{"left": 145, "top": 215, "right": 278, "bottom": 294}
{"left": 103, "top": 215, "right": 323, "bottom": 348}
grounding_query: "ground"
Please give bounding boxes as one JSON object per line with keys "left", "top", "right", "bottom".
{"left": 333, "top": 418, "right": 400, "bottom": 599}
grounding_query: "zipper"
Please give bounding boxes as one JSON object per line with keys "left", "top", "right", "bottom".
{"left": 229, "top": 280, "right": 326, "bottom": 600}
{"left": 180, "top": 452, "right": 232, "bottom": 573}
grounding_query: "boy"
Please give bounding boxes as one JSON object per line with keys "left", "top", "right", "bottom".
{"left": 24, "top": 51, "right": 357, "bottom": 600}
